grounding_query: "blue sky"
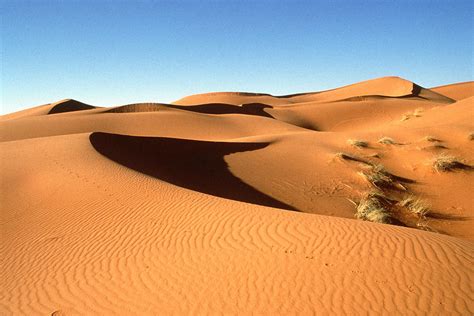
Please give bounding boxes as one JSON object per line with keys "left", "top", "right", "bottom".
{"left": 2, "top": 0, "right": 473, "bottom": 113}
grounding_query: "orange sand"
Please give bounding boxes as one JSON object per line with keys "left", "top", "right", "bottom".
{"left": 1, "top": 77, "right": 473, "bottom": 314}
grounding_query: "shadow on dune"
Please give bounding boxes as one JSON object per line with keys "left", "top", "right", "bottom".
{"left": 48, "top": 99, "right": 96, "bottom": 114}
{"left": 106, "top": 102, "right": 274, "bottom": 117}
{"left": 90, "top": 132, "right": 296, "bottom": 211}
{"left": 428, "top": 212, "right": 470, "bottom": 221}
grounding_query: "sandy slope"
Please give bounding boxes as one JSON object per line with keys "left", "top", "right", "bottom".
{"left": 173, "top": 76, "right": 455, "bottom": 105}
{"left": 1, "top": 77, "right": 473, "bottom": 314}
{"left": 431, "top": 81, "right": 474, "bottom": 101}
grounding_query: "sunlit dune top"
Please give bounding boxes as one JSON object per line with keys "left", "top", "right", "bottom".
{"left": 173, "top": 76, "right": 455, "bottom": 105}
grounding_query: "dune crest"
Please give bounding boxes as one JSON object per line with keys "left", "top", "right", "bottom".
{"left": 173, "top": 76, "right": 455, "bottom": 105}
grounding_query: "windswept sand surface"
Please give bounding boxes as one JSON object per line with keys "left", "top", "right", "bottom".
{"left": 1, "top": 77, "right": 473, "bottom": 314}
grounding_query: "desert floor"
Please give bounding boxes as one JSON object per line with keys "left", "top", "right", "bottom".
{"left": 1, "top": 77, "right": 473, "bottom": 314}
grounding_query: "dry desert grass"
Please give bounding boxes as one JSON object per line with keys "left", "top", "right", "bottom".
{"left": 348, "top": 139, "right": 369, "bottom": 148}
{"left": 432, "top": 154, "right": 470, "bottom": 172}
{"left": 399, "top": 195, "right": 431, "bottom": 218}
{"left": 354, "top": 191, "right": 392, "bottom": 223}
{"left": 378, "top": 136, "right": 396, "bottom": 145}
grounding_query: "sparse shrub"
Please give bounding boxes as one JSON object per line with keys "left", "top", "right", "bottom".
{"left": 348, "top": 139, "right": 369, "bottom": 148}
{"left": 424, "top": 136, "right": 441, "bottom": 142}
{"left": 468, "top": 132, "right": 474, "bottom": 141}
{"left": 335, "top": 152, "right": 358, "bottom": 160}
{"left": 378, "top": 137, "right": 396, "bottom": 145}
{"left": 358, "top": 165, "right": 393, "bottom": 189}
{"left": 400, "top": 115, "right": 410, "bottom": 121}
{"left": 334, "top": 152, "right": 373, "bottom": 166}
{"left": 399, "top": 195, "right": 430, "bottom": 218}
{"left": 358, "top": 164, "right": 407, "bottom": 190}
{"left": 432, "top": 154, "right": 470, "bottom": 172}
{"left": 355, "top": 191, "right": 391, "bottom": 224}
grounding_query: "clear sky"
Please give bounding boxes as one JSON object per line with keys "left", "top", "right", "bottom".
{"left": 1, "top": 0, "right": 473, "bottom": 114}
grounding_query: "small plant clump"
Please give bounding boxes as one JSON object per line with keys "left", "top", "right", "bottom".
{"left": 468, "top": 132, "right": 474, "bottom": 141}
{"left": 359, "top": 164, "right": 408, "bottom": 190}
{"left": 378, "top": 137, "right": 396, "bottom": 145}
{"left": 424, "top": 136, "right": 441, "bottom": 142}
{"left": 348, "top": 139, "right": 369, "bottom": 148}
{"left": 355, "top": 191, "right": 392, "bottom": 224}
{"left": 399, "top": 195, "right": 430, "bottom": 218}
{"left": 335, "top": 152, "right": 358, "bottom": 160}
{"left": 334, "top": 152, "right": 362, "bottom": 162}
{"left": 432, "top": 154, "right": 469, "bottom": 172}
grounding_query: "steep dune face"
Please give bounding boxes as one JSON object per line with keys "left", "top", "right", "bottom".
{"left": 90, "top": 132, "right": 294, "bottom": 210}
{"left": 1, "top": 77, "right": 473, "bottom": 314}
{"left": 47, "top": 99, "right": 96, "bottom": 114}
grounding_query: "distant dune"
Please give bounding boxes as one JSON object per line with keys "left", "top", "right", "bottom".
{"left": 431, "top": 81, "right": 474, "bottom": 101}
{"left": 1, "top": 77, "right": 473, "bottom": 314}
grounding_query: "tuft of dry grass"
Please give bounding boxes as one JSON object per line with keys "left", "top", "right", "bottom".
{"left": 335, "top": 152, "right": 359, "bottom": 161}
{"left": 354, "top": 191, "right": 392, "bottom": 224}
{"left": 399, "top": 195, "right": 430, "bottom": 218}
{"left": 468, "top": 132, "right": 474, "bottom": 141}
{"left": 378, "top": 137, "right": 396, "bottom": 145}
{"left": 335, "top": 152, "right": 358, "bottom": 160}
{"left": 348, "top": 139, "right": 369, "bottom": 148}
{"left": 358, "top": 164, "right": 406, "bottom": 190}
{"left": 424, "top": 136, "right": 441, "bottom": 142}
{"left": 432, "top": 154, "right": 470, "bottom": 172}
{"left": 334, "top": 152, "right": 373, "bottom": 166}
{"left": 400, "top": 115, "right": 410, "bottom": 122}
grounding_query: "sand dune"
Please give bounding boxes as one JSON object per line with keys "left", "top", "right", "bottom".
{"left": 90, "top": 132, "right": 294, "bottom": 210}
{"left": 174, "top": 76, "right": 455, "bottom": 105}
{"left": 431, "top": 81, "right": 474, "bottom": 101}
{"left": 1, "top": 77, "right": 473, "bottom": 314}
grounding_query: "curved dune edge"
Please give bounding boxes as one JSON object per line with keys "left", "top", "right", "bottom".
{"left": 89, "top": 132, "right": 295, "bottom": 210}
{"left": 1, "top": 134, "right": 473, "bottom": 314}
